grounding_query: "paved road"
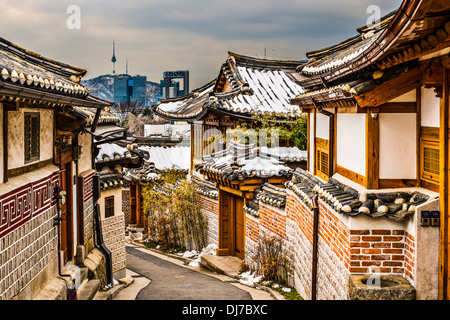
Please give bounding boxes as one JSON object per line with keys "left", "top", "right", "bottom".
{"left": 119, "top": 243, "right": 273, "bottom": 300}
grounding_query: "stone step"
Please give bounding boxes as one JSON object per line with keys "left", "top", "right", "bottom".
{"left": 77, "top": 279, "right": 100, "bottom": 300}
{"left": 200, "top": 255, "right": 242, "bottom": 279}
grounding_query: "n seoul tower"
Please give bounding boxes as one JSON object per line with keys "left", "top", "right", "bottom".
{"left": 111, "top": 41, "right": 117, "bottom": 74}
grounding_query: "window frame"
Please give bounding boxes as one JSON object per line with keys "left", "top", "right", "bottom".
{"left": 315, "top": 137, "right": 330, "bottom": 181}
{"left": 24, "top": 112, "right": 40, "bottom": 164}
{"left": 420, "top": 137, "right": 440, "bottom": 185}
{"left": 105, "top": 196, "right": 115, "bottom": 218}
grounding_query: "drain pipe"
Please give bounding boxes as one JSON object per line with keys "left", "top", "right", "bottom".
{"left": 311, "top": 195, "right": 319, "bottom": 300}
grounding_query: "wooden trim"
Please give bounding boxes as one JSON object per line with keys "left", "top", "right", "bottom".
{"left": 379, "top": 179, "right": 419, "bottom": 189}
{"left": 336, "top": 165, "right": 366, "bottom": 187}
{"left": 439, "top": 68, "right": 449, "bottom": 300}
{"left": 366, "top": 110, "right": 379, "bottom": 189}
{"left": 218, "top": 185, "right": 244, "bottom": 197}
{"left": 377, "top": 102, "right": 417, "bottom": 113}
{"left": 421, "top": 126, "right": 440, "bottom": 140}
{"left": 416, "top": 87, "right": 422, "bottom": 191}
{"left": 7, "top": 158, "right": 53, "bottom": 179}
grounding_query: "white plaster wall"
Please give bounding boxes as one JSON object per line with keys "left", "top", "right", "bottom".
{"left": 316, "top": 113, "right": 330, "bottom": 140}
{"left": 77, "top": 132, "right": 92, "bottom": 174}
{"left": 309, "top": 113, "right": 315, "bottom": 173}
{"left": 390, "top": 89, "right": 416, "bottom": 103}
{"left": 379, "top": 113, "right": 417, "bottom": 179}
{"left": 7, "top": 110, "right": 24, "bottom": 169}
{"left": 40, "top": 110, "right": 54, "bottom": 161}
{"left": 336, "top": 114, "right": 366, "bottom": 176}
{"left": 7, "top": 108, "right": 53, "bottom": 170}
{"left": 98, "top": 187, "right": 123, "bottom": 220}
{"left": 421, "top": 87, "right": 440, "bottom": 128}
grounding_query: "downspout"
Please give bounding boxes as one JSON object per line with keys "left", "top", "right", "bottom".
{"left": 3, "top": 104, "right": 9, "bottom": 183}
{"left": 311, "top": 195, "right": 319, "bottom": 300}
{"left": 93, "top": 202, "right": 114, "bottom": 287}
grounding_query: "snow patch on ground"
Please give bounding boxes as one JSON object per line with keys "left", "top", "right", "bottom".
{"left": 180, "top": 244, "right": 218, "bottom": 267}
{"left": 239, "top": 271, "right": 262, "bottom": 287}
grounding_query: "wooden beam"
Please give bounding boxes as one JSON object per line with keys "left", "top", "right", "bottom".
{"left": 439, "top": 67, "right": 449, "bottom": 300}
{"left": 366, "top": 110, "right": 379, "bottom": 189}
{"left": 355, "top": 67, "right": 422, "bottom": 108}
{"left": 416, "top": 87, "right": 422, "bottom": 190}
{"left": 336, "top": 165, "right": 366, "bottom": 187}
{"left": 379, "top": 179, "right": 419, "bottom": 189}
{"left": 377, "top": 102, "right": 417, "bottom": 113}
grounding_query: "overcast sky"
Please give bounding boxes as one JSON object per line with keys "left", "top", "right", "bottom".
{"left": 1, "top": 0, "right": 402, "bottom": 89}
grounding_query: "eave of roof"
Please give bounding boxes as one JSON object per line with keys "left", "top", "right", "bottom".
{"left": 298, "top": 0, "right": 450, "bottom": 86}
{"left": 0, "top": 37, "right": 112, "bottom": 108}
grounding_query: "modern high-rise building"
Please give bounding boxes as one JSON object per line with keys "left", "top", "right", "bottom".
{"left": 113, "top": 74, "right": 147, "bottom": 106}
{"left": 132, "top": 75, "right": 147, "bottom": 106}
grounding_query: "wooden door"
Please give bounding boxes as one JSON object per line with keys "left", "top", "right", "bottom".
{"left": 218, "top": 190, "right": 232, "bottom": 256}
{"left": 218, "top": 190, "right": 245, "bottom": 259}
{"left": 60, "top": 163, "right": 73, "bottom": 264}
{"left": 234, "top": 196, "right": 245, "bottom": 259}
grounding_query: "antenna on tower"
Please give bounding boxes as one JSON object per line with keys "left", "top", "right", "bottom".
{"left": 126, "top": 59, "right": 128, "bottom": 75}
{"left": 111, "top": 41, "right": 117, "bottom": 74}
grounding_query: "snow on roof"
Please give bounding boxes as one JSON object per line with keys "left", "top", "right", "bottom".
{"left": 139, "top": 146, "right": 191, "bottom": 171}
{"left": 96, "top": 143, "right": 130, "bottom": 162}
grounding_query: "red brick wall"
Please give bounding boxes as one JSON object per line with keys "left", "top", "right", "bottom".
{"left": 349, "top": 230, "right": 407, "bottom": 276}
{"left": 197, "top": 195, "right": 218, "bottom": 216}
{"left": 246, "top": 214, "right": 259, "bottom": 243}
{"left": 259, "top": 204, "right": 286, "bottom": 238}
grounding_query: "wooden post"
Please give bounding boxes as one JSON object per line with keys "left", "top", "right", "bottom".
{"left": 313, "top": 108, "right": 317, "bottom": 176}
{"left": 439, "top": 67, "right": 449, "bottom": 300}
{"left": 307, "top": 111, "right": 311, "bottom": 172}
{"left": 366, "top": 108, "right": 379, "bottom": 189}
{"left": 190, "top": 123, "right": 194, "bottom": 174}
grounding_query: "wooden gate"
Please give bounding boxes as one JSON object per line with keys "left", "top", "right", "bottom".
{"left": 218, "top": 190, "right": 245, "bottom": 259}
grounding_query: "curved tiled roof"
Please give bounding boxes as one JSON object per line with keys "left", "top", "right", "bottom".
{"left": 0, "top": 37, "right": 112, "bottom": 108}
{"left": 153, "top": 52, "right": 305, "bottom": 120}
{"left": 196, "top": 140, "right": 302, "bottom": 180}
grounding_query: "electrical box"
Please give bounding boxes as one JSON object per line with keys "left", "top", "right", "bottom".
{"left": 431, "top": 211, "right": 440, "bottom": 227}
{"left": 421, "top": 211, "right": 430, "bottom": 227}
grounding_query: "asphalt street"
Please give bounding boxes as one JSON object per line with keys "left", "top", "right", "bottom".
{"left": 114, "top": 243, "right": 274, "bottom": 301}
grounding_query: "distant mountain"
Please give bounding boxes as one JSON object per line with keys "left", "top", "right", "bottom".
{"left": 81, "top": 74, "right": 161, "bottom": 106}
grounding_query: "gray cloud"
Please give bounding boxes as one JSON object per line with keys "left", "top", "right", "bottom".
{"left": 0, "top": 0, "right": 402, "bottom": 89}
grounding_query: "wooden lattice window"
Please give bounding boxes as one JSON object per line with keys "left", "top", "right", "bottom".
{"left": 315, "top": 137, "right": 330, "bottom": 181}
{"left": 105, "top": 196, "right": 115, "bottom": 218}
{"left": 24, "top": 113, "right": 40, "bottom": 163}
{"left": 420, "top": 138, "right": 440, "bottom": 185}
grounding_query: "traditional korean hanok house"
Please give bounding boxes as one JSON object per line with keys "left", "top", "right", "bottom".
{"left": 287, "top": 0, "right": 450, "bottom": 300}
{"left": 153, "top": 52, "right": 306, "bottom": 260}
{"left": 195, "top": 140, "right": 302, "bottom": 259}
{"left": 73, "top": 107, "right": 148, "bottom": 281}
{"left": 123, "top": 145, "right": 191, "bottom": 237}
{"left": 0, "top": 37, "right": 113, "bottom": 299}
{"left": 153, "top": 52, "right": 306, "bottom": 173}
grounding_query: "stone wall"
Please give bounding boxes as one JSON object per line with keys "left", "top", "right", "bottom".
{"left": 102, "top": 214, "right": 126, "bottom": 280}
{"left": 240, "top": 189, "right": 425, "bottom": 300}
{"left": 197, "top": 195, "right": 218, "bottom": 246}
{"left": 122, "top": 188, "right": 130, "bottom": 228}
{"left": 0, "top": 169, "right": 59, "bottom": 300}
